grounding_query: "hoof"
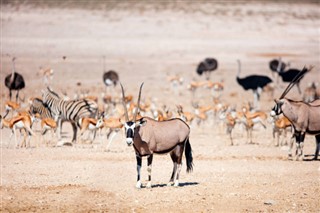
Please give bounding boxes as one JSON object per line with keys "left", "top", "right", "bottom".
{"left": 136, "top": 181, "right": 142, "bottom": 189}
{"left": 174, "top": 181, "right": 179, "bottom": 187}
{"left": 146, "top": 182, "right": 152, "bottom": 188}
{"left": 167, "top": 182, "right": 173, "bottom": 187}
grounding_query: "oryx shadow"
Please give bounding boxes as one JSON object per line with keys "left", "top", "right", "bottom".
{"left": 303, "top": 154, "right": 320, "bottom": 161}
{"left": 150, "top": 182, "right": 199, "bottom": 188}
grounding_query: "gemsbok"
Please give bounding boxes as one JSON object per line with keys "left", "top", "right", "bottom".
{"left": 121, "top": 83, "right": 193, "bottom": 188}
{"left": 270, "top": 67, "right": 320, "bottom": 160}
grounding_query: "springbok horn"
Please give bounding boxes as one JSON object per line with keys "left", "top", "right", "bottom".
{"left": 120, "top": 83, "right": 129, "bottom": 122}
{"left": 133, "top": 83, "right": 144, "bottom": 122}
{"left": 279, "top": 66, "right": 311, "bottom": 99}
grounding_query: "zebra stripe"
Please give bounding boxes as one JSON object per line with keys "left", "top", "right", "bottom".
{"left": 42, "top": 88, "right": 98, "bottom": 142}
{"left": 30, "top": 98, "right": 53, "bottom": 119}
{"left": 42, "top": 88, "right": 98, "bottom": 122}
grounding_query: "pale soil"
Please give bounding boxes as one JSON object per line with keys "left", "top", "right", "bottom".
{"left": 1, "top": 2, "right": 320, "bottom": 212}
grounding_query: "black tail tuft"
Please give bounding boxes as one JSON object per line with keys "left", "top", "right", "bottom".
{"left": 185, "top": 138, "right": 193, "bottom": 173}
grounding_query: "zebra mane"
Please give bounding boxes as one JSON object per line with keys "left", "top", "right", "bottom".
{"left": 46, "top": 87, "right": 60, "bottom": 99}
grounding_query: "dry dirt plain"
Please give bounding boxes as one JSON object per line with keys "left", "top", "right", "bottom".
{"left": 1, "top": 1, "right": 320, "bottom": 212}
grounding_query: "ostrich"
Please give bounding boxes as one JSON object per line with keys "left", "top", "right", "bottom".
{"left": 269, "top": 58, "right": 287, "bottom": 76}
{"left": 102, "top": 56, "right": 119, "bottom": 93}
{"left": 236, "top": 60, "right": 273, "bottom": 109}
{"left": 196, "top": 58, "right": 218, "bottom": 80}
{"left": 4, "top": 57, "right": 25, "bottom": 101}
{"left": 276, "top": 64, "right": 310, "bottom": 94}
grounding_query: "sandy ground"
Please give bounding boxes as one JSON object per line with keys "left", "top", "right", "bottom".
{"left": 1, "top": 1, "right": 320, "bottom": 212}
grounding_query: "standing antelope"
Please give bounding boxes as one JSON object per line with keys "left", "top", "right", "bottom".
{"left": 4, "top": 100, "right": 20, "bottom": 118}
{"left": 0, "top": 113, "right": 36, "bottom": 148}
{"left": 121, "top": 83, "right": 193, "bottom": 188}
{"left": 270, "top": 67, "right": 319, "bottom": 160}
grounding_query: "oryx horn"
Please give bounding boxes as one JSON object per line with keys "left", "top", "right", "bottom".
{"left": 279, "top": 66, "right": 312, "bottom": 99}
{"left": 120, "top": 83, "right": 129, "bottom": 122}
{"left": 133, "top": 83, "right": 144, "bottom": 122}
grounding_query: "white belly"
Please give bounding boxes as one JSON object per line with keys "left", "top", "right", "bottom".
{"left": 14, "top": 121, "right": 25, "bottom": 129}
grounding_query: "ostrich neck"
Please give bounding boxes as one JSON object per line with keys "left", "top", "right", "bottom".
{"left": 10, "top": 60, "right": 16, "bottom": 83}
{"left": 237, "top": 61, "right": 241, "bottom": 78}
{"left": 276, "top": 57, "right": 282, "bottom": 72}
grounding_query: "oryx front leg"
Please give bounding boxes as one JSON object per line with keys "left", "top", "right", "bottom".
{"left": 136, "top": 155, "right": 142, "bottom": 189}
{"left": 146, "top": 155, "right": 153, "bottom": 188}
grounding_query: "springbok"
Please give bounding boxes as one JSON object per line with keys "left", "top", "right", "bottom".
{"left": 270, "top": 67, "right": 320, "bottom": 160}
{"left": 0, "top": 113, "right": 37, "bottom": 148}
{"left": 121, "top": 83, "right": 193, "bottom": 188}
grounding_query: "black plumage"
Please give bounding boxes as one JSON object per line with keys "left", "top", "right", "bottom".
{"left": 196, "top": 58, "right": 218, "bottom": 79}
{"left": 236, "top": 75, "right": 272, "bottom": 91}
{"left": 236, "top": 60, "right": 273, "bottom": 108}
{"left": 277, "top": 67, "right": 308, "bottom": 94}
{"left": 269, "top": 58, "right": 286, "bottom": 73}
{"left": 103, "top": 70, "right": 119, "bottom": 87}
{"left": 4, "top": 58, "right": 25, "bottom": 101}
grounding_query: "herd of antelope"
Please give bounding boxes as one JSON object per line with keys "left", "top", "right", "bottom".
{"left": 1, "top": 57, "right": 320, "bottom": 187}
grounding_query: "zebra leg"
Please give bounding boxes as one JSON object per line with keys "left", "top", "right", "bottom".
{"left": 71, "top": 122, "right": 77, "bottom": 143}
{"left": 146, "top": 155, "right": 153, "bottom": 188}
{"left": 136, "top": 154, "right": 142, "bottom": 189}
{"left": 57, "top": 118, "right": 62, "bottom": 141}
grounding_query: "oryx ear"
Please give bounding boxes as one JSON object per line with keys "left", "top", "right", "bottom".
{"left": 137, "top": 118, "right": 147, "bottom": 127}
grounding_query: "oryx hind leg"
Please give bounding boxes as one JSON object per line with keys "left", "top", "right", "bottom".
{"left": 169, "top": 144, "right": 184, "bottom": 187}
{"left": 314, "top": 135, "right": 320, "bottom": 160}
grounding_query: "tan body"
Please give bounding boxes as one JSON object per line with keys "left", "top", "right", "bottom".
{"left": 121, "top": 83, "right": 193, "bottom": 188}
{"left": 41, "top": 118, "right": 57, "bottom": 146}
{"left": 100, "top": 116, "right": 124, "bottom": 150}
{"left": 176, "top": 105, "right": 195, "bottom": 124}
{"left": 78, "top": 116, "right": 104, "bottom": 143}
{"left": 272, "top": 98, "right": 320, "bottom": 160}
{"left": 133, "top": 117, "right": 190, "bottom": 156}
{"left": 271, "top": 116, "right": 293, "bottom": 147}
{"left": 0, "top": 114, "right": 36, "bottom": 148}
{"left": 4, "top": 100, "right": 20, "bottom": 118}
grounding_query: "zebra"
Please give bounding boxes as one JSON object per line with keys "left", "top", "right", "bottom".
{"left": 42, "top": 87, "right": 98, "bottom": 143}
{"left": 29, "top": 98, "right": 54, "bottom": 119}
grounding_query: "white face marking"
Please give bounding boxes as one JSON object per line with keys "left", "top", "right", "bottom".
{"left": 125, "top": 122, "right": 136, "bottom": 146}
{"left": 270, "top": 110, "right": 276, "bottom": 117}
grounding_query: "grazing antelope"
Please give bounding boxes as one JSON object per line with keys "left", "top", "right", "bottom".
{"left": 192, "top": 102, "right": 213, "bottom": 126}
{"left": 38, "top": 67, "right": 54, "bottom": 86}
{"left": 101, "top": 116, "right": 124, "bottom": 150}
{"left": 3, "top": 100, "right": 20, "bottom": 118}
{"left": 270, "top": 67, "right": 320, "bottom": 160}
{"left": 303, "top": 82, "right": 319, "bottom": 103}
{"left": 167, "top": 74, "right": 184, "bottom": 95}
{"left": 176, "top": 105, "right": 195, "bottom": 125}
{"left": 78, "top": 114, "right": 104, "bottom": 143}
{"left": 0, "top": 113, "right": 36, "bottom": 148}
{"left": 218, "top": 109, "right": 237, "bottom": 145}
{"left": 121, "top": 83, "right": 193, "bottom": 188}
{"left": 206, "top": 80, "right": 224, "bottom": 100}
{"left": 40, "top": 117, "right": 58, "bottom": 146}
{"left": 270, "top": 115, "right": 293, "bottom": 147}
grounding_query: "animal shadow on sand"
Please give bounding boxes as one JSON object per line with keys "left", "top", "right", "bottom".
{"left": 303, "top": 154, "right": 320, "bottom": 161}
{"left": 148, "top": 182, "right": 199, "bottom": 188}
